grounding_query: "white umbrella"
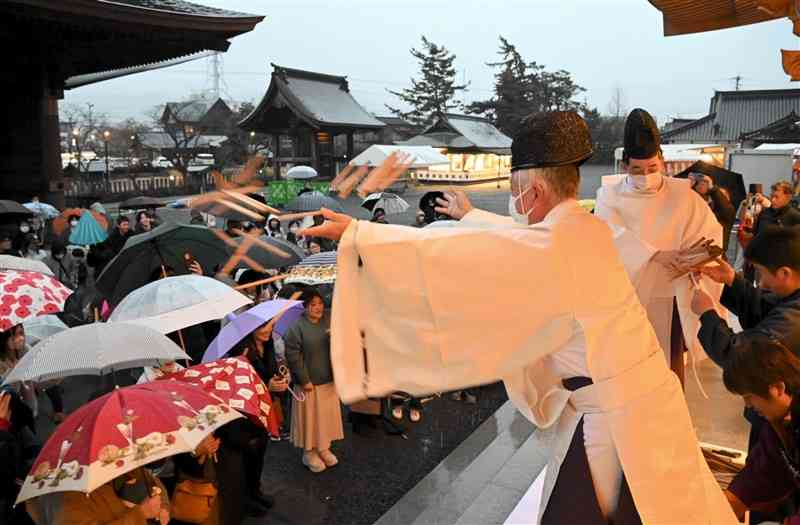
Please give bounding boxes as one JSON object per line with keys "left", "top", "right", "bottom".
{"left": 286, "top": 165, "right": 318, "bottom": 179}
{"left": 350, "top": 145, "right": 449, "bottom": 167}
{"left": 108, "top": 275, "right": 251, "bottom": 334}
{"left": 361, "top": 192, "right": 410, "bottom": 215}
{"left": 2, "top": 323, "right": 190, "bottom": 385}
{"left": 0, "top": 255, "right": 53, "bottom": 275}
{"left": 23, "top": 315, "right": 68, "bottom": 347}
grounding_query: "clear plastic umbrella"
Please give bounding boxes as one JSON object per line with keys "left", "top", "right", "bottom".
{"left": 23, "top": 315, "right": 68, "bottom": 347}
{"left": 286, "top": 165, "right": 318, "bottom": 179}
{"left": 109, "top": 275, "right": 252, "bottom": 334}
{"left": 23, "top": 201, "right": 59, "bottom": 219}
{"left": 361, "top": 192, "right": 410, "bottom": 215}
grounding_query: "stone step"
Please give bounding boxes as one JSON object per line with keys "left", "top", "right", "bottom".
{"left": 373, "top": 401, "right": 532, "bottom": 525}
{"left": 454, "top": 429, "right": 552, "bottom": 525}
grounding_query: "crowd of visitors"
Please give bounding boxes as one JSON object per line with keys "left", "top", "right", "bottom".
{"left": 6, "top": 106, "right": 800, "bottom": 525}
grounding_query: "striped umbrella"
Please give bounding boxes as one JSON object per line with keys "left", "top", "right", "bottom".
{"left": 1, "top": 322, "right": 190, "bottom": 385}
{"left": 285, "top": 191, "right": 344, "bottom": 213}
{"left": 297, "top": 251, "right": 337, "bottom": 267}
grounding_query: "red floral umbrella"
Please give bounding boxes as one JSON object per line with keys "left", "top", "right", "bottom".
{"left": 0, "top": 270, "right": 72, "bottom": 331}
{"left": 161, "top": 357, "right": 279, "bottom": 436}
{"left": 16, "top": 381, "right": 242, "bottom": 504}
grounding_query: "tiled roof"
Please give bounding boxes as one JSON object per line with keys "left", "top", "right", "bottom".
{"left": 138, "top": 131, "right": 226, "bottom": 149}
{"left": 164, "top": 99, "right": 221, "bottom": 123}
{"left": 241, "top": 65, "right": 385, "bottom": 130}
{"left": 100, "top": 0, "right": 258, "bottom": 18}
{"left": 663, "top": 89, "right": 800, "bottom": 143}
{"left": 741, "top": 111, "right": 800, "bottom": 142}
{"left": 403, "top": 114, "right": 511, "bottom": 152}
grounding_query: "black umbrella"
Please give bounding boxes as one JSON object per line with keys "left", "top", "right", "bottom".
{"left": 118, "top": 196, "right": 164, "bottom": 210}
{"left": 285, "top": 191, "right": 344, "bottom": 213}
{"left": 96, "top": 223, "right": 231, "bottom": 306}
{"left": 675, "top": 161, "right": 747, "bottom": 211}
{"left": 0, "top": 200, "right": 34, "bottom": 221}
{"left": 232, "top": 235, "right": 305, "bottom": 270}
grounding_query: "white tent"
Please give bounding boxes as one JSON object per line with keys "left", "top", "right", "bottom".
{"left": 350, "top": 145, "right": 449, "bottom": 168}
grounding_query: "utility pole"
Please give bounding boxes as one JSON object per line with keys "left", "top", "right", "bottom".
{"left": 732, "top": 75, "right": 742, "bottom": 91}
{"left": 211, "top": 52, "right": 221, "bottom": 100}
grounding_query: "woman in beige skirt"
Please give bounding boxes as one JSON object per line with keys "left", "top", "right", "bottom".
{"left": 285, "top": 289, "right": 344, "bottom": 472}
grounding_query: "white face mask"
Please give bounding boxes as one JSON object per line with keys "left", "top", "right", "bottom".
{"left": 628, "top": 172, "right": 663, "bottom": 194}
{"left": 19, "top": 225, "right": 30, "bottom": 234}
{"left": 508, "top": 171, "right": 534, "bottom": 225}
{"left": 70, "top": 220, "right": 78, "bottom": 228}
{"left": 508, "top": 196, "right": 530, "bottom": 224}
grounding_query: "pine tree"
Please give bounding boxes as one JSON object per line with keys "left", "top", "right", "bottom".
{"left": 386, "top": 36, "right": 468, "bottom": 126}
{"left": 467, "top": 37, "right": 588, "bottom": 138}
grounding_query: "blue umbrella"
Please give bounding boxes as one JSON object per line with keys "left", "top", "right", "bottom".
{"left": 69, "top": 210, "right": 108, "bottom": 246}
{"left": 23, "top": 201, "right": 59, "bottom": 219}
{"left": 201, "top": 299, "right": 304, "bottom": 363}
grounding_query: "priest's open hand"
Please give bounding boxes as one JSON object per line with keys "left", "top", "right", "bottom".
{"left": 691, "top": 286, "right": 716, "bottom": 316}
{"left": 435, "top": 190, "right": 474, "bottom": 220}
{"left": 300, "top": 208, "right": 353, "bottom": 242}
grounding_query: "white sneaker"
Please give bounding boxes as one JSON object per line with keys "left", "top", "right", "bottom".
{"left": 302, "top": 450, "right": 326, "bottom": 473}
{"left": 318, "top": 449, "right": 338, "bottom": 467}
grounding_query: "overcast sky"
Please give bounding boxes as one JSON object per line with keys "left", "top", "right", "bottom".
{"left": 63, "top": 0, "right": 796, "bottom": 126}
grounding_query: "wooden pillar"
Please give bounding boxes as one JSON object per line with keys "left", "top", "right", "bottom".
{"left": 346, "top": 132, "right": 354, "bottom": 162}
{"left": 43, "top": 93, "right": 64, "bottom": 208}
{"left": 310, "top": 129, "right": 319, "bottom": 173}
{"left": 272, "top": 133, "right": 280, "bottom": 179}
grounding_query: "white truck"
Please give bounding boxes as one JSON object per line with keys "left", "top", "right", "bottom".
{"left": 727, "top": 148, "right": 795, "bottom": 191}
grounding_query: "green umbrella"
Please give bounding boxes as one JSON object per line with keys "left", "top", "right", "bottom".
{"left": 96, "top": 223, "right": 231, "bottom": 306}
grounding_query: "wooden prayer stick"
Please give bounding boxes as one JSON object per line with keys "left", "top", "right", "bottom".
{"left": 209, "top": 198, "right": 264, "bottom": 221}
{"left": 276, "top": 210, "right": 324, "bottom": 222}
{"left": 329, "top": 163, "right": 356, "bottom": 191}
{"left": 234, "top": 274, "right": 289, "bottom": 291}
{"left": 221, "top": 189, "right": 281, "bottom": 215}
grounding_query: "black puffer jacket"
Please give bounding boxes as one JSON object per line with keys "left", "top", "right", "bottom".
{"left": 699, "top": 274, "right": 800, "bottom": 366}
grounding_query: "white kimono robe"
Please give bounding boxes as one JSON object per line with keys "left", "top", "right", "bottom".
{"left": 595, "top": 176, "right": 725, "bottom": 368}
{"left": 330, "top": 200, "right": 735, "bottom": 524}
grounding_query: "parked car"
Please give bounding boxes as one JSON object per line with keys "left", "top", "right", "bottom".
{"left": 154, "top": 156, "right": 174, "bottom": 168}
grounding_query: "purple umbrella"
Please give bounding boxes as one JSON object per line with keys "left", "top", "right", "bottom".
{"left": 201, "top": 299, "right": 304, "bottom": 363}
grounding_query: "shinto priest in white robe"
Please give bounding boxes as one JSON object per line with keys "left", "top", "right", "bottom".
{"left": 595, "top": 175, "right": 725, "bottom": 380}
{"left": 329, "top": 198, "right": 736, "bottom": 524}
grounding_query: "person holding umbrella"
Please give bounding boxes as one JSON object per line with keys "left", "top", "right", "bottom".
{"left": 284, "top": 289, "right": 343, "bottom": 473}
{"left": 0, "top": 390, "right": 36, "bottom": 525}
{"left": 370, "top": 208, "right": 388, "bottom": 224}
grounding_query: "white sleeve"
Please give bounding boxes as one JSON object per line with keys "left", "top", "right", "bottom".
{"left": 330, "top": 219, "right": 575, "bottom": 408}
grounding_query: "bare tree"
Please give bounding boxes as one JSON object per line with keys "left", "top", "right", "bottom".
{"left": 146, "top": 103, "right": 206, "bottom": 176}
{"left": 607, "top": 86, "right": 627, "bottom": 120}
{"left": 60, "top": 102, "right": 110, "bottom": 176}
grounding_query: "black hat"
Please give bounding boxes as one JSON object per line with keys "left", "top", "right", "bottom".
{"left": 511, "top": 111, "right": 593, "bottom": 171}
{"left": 623, "top": 108, "right": 661, "bottom": 160}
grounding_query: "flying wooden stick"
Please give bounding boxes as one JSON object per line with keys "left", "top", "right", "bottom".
{"left": 234, "top": 274, "right": 289, "bottom": 291}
